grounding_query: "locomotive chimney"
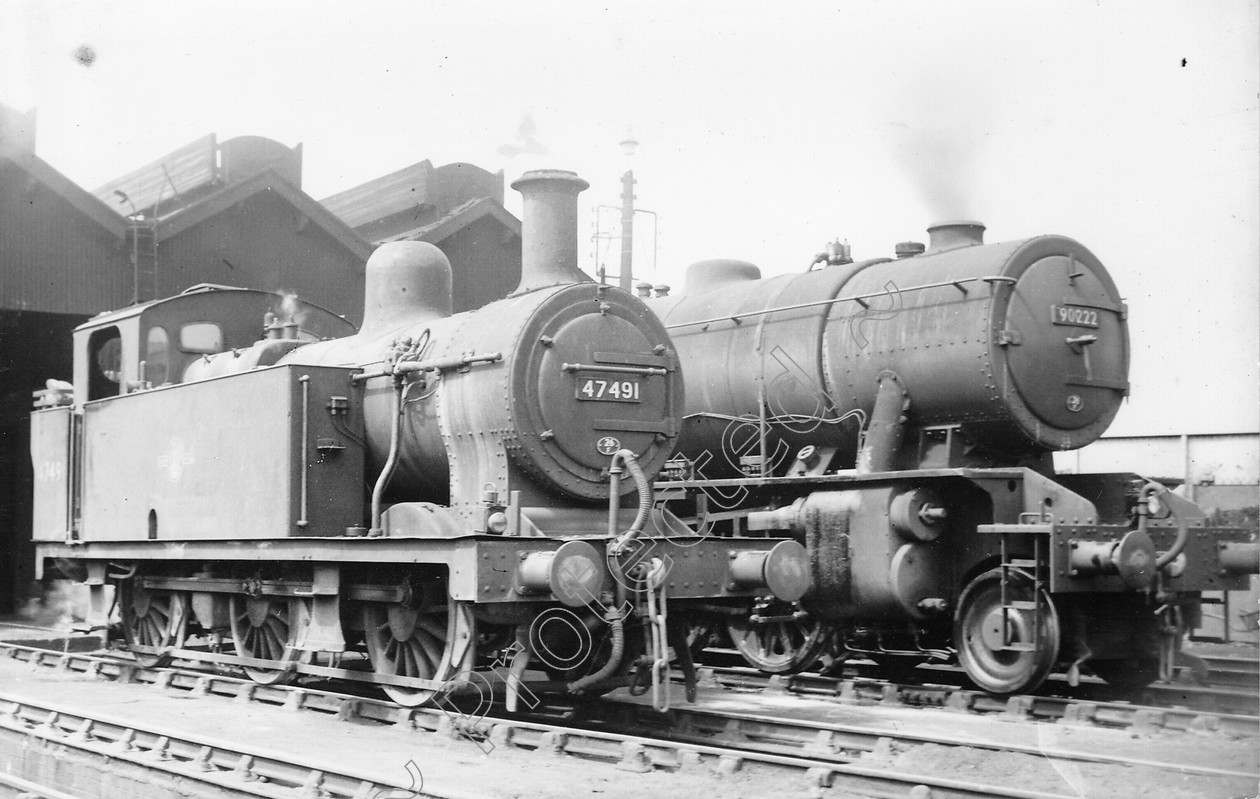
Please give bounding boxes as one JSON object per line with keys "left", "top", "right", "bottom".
{"left": 511, "top": 169, "right": 591, "bottom": 294}
{"left": 359, "top": 241, "right": 452, "bottom": 337}
{"left": 925, "top": 220, "right": 986, "bottom": 254}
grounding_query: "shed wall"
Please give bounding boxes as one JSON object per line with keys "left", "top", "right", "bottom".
{"left": 1055, "top": 433, "right": 1260, "bottom": 500}
{"left": 446, "top": 214, "right": 521, "bottom": 312}
{"left": 0, "top": 161, "right": 129, "bottom": 314}
{"left": 156, "top": 191, "right": 365, "bottom": 324}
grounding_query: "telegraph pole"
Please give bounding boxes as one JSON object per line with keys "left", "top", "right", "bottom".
{"left": 618, "top": 132, "right": 639, "bottom": 292}
{"left": 619, "top": 169, "right": 635, "bottom": 292}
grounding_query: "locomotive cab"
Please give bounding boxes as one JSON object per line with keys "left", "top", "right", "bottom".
{"left": 71, "top": 285, "right": 354, "bottom": 403}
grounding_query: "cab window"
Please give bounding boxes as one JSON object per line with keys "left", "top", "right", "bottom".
{"left": 145, "top": 326, "right": 170, "bottom": 386}
{"left": 87, "top": 326, "right": 122, "bottom": 400}
{"left": 180, "top": 322, "right": 223, "bottom": 354}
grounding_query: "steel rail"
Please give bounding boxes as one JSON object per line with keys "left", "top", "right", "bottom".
{"left": 0, "top": 770, "right": 85, "bottom": 799}
{"left": 0, "top": 645, "right": 1064, "bottom": 799}
{"left": 697, "top": 663, "right": 1260, "bottom": 737}
{"left": 698, "top": 644, "right": 1260, "bottom": 717}
{"left": 590, "top": 693, "right": 1256, "bottom": 781}
{"left": 0, "top": 690, "right": 489, "bottom": 799}
{"left": 1190, "top": 654, "right": 1260, "bottom": 689}
{"left": 9, "top": 641, "right": 1256, "bottom": 738}
{"left": 4, "top": 643, "right": 1254, "bottom": 797}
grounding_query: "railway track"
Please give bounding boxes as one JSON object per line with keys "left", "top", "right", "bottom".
{"left": 690, "top": 666, "right": 1259, "bottom": 738}
{"left": 698, "top": 646, "right": 1260, "bottom": 718}
{"left": 0, "top": 690, "right": 474, "bottom": 799}
{"left": 1193, "top": 653, "right": 1260, "bottom": 691}
{"left": 2, "top": 641, "right": 1255, "bottom": 799}
{"left": 0, "top": 771, "right": 84, "bottom": 799}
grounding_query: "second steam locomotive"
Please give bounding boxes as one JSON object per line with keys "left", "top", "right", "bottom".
{"left": 647, "top": 221, "right": 1257, "bottom": 694}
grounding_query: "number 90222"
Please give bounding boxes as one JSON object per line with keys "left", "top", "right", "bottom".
{"left": 1051, "top": 305, "right": 1099, "bottom": 328}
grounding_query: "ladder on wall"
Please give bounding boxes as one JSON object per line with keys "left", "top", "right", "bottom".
{"left": 129, "top": 217, "right": 158, "bottom": 303}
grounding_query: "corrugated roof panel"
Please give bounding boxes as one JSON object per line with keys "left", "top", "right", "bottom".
{"left": 92, "top": 134, "right": 218, "bottom": 216}
{"left": 321, "top": 160, "right": 433, "bottom": 229}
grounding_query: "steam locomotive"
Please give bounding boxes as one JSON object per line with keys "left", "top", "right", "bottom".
{"left": 29, "top": 169, "right": 811, "bottom": 710}
{"left": 647, "top": 223, "right": 1258, "bottom": 694}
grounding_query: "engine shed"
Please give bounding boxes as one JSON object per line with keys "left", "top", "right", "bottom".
{"left": 1, "top": 109, "right": 371, "bottom": 612}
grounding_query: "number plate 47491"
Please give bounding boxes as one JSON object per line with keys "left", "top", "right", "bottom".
{"left": 576, "top": 376, "right": 642, "bottom": 403}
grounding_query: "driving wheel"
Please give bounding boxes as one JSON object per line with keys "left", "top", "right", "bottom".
{"left": 121, "top": 582, "right": 188, "bottom": 668}
{"left": 363, "top": 594, "right": 475, "bottom": 707}
{"left": 230, "top": 594, "right": 308, "bottom": 685}
{"left": 727, "top": 598, "right": 829, "bottom": 674}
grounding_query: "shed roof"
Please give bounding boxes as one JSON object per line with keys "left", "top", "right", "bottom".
{"left": 89, "top": 134, "right": 305, "bottom": 220}
{"left": 91, "top": 134, "right": 218, "bottom": 218}
{"left": 156, "top": 168, "right": 372, "bottom": 262}
{"left": 322, "top": 159, "right": 434, "bottom": 229}
{"left": 1, "top": 147, "right": 127, "bottom": 239}
{"left": 380, "top": 196, "right": 520, "bottom": 246}
{"left": 321, "top": 160, "right": 504, "bottom": 232}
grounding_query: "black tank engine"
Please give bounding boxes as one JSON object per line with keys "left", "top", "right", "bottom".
{"left": 648, "top": 222, "right": 1257, "bottom": 693}
{"left": 30, "top": 170, "right": 810, "bottom": 709}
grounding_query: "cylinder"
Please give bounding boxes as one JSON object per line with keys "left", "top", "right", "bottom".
{"left": 510, "top": 169, "right": 590, "bottom": 294}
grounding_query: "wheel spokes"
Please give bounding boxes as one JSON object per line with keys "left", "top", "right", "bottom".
{"left": 728, "top": 598, "right": 828, "bottom": 674}
{"left": 363, "top": 595, "right": 473, "bottom": 708}
{"left": 230, "top": 595, "right": 306, "bottom": 686}
{"left": 122, "top": 585, "right": 187, "bottom": 667}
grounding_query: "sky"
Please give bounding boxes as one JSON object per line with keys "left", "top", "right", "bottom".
{"left": 2, "top": 1, "right": 1257, "bottom": 436}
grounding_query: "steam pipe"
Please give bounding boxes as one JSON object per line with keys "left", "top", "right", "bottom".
{"left": 579, "top": 449, "right": 651, "bottom": 694}
{"left": 566, "top": 604, "right": 625, "bottom": 694}
{"left": 858, "top": 372, "right": 908, "bottom": 474}
{"left": 368, "top": 377, "right": 405, "bottom": 536}
{"left": 505, "top": 626, "right": 532, "bottom": 712}
{"left": 1144, "top": 483, "right": 1189, "bottom": 570}
{"left": 608, "top": 463, "right": 623, "bottom": 537}
{"left": 609, "top": 450, "right": 652, "bottom": 554}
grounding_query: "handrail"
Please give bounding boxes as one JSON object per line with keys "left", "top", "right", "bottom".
{"left": 663, "top": 274, "right": 1012, "bottom": 330}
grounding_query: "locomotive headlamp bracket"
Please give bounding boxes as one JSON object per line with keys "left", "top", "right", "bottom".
{"left": 1065, "top": 334, "right": 1098, "bottom": 353}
